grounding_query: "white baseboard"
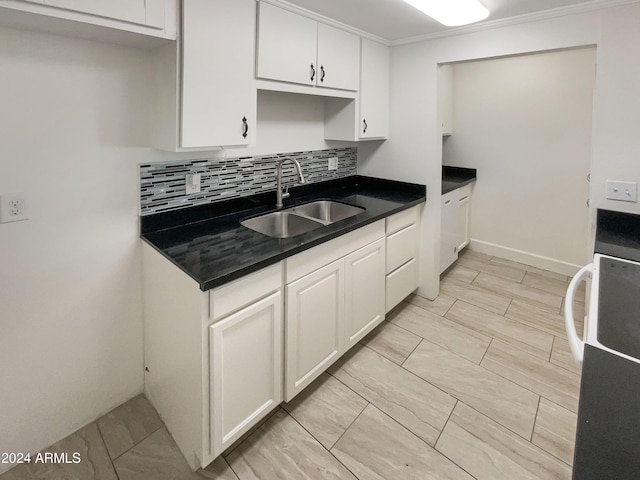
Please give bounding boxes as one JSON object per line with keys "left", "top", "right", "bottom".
{"left": 468, "top": 239, "right": 583, "bottom": 277}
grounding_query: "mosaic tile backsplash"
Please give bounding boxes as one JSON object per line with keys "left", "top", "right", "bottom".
{"left": 139, "top": 148, "right": 357, "bottom": 215}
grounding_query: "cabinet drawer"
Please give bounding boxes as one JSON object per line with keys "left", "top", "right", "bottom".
{"left": 458, "top": 183, "right": 473, "bottom": 200}
{"left": 386, "top": 223, "right": 419, "bottom": 274}
{"left": 386, "top": 206, "right": 419, "bottom": 235}
{"left": 386, "top": 258, "right": 419, "bottom": 313}
{"left": 286, "top": 220, "right": 384, "bottom": 283}
{"left": 211, "top": 262, "right": 282, "bottom": 322}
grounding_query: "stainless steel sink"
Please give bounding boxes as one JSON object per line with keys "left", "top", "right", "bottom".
{"left": 240, "top": 211, "right": 323, "bottom": 238}
{"left": 291, "top": 200, "right": 365, "bottom": 223}
{"left": 241, "top": 201, "right": 365, "bottom": 238}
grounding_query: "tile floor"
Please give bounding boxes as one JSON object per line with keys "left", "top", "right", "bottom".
{"left": 2, "top": 249, "right": 584, "bottom": 480}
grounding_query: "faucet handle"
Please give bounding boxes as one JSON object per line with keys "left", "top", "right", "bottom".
{"left": 282, "top": 186, "right": 290, "bottom": 200}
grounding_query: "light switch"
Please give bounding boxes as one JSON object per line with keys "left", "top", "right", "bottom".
{"left": 606, "top": 181, "right": 637, "bottom": 202}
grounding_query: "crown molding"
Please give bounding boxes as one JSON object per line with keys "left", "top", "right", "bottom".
{"left": 389, "top": 0, "right": 640, "bottom": 46}
{"left": 257, "top": 0, "right": 390, "bottom": 45}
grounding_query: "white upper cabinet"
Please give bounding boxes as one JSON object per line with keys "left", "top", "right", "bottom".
{"left": 316, "top": 23, "right": 360, "bottom": 91}
{"left": 257, "top": 2, "right": 360, "bottom": 92}
{"left": 152, "top": 0, "right": 256, "bottom": 150}
{"left": 1, "top": 0, "right": 176, "bottom": 43}
{"left": 180, "top": 0, "right": 256, "bottom": 148}
{"left": 257, "top": 2, "right": 317, "bottom": 86}
{"left": 324, "top": 38, "right": 390, "bottom": 141}
{"left": 43, "top": 0, "right": 164, "bottom": 28}
{"left": 359, "top": 38, "right": 390, "bottom": 139}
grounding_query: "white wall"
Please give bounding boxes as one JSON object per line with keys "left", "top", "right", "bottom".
{"left": 255, "top": 90, "right": 351, "bottom": 155}
{"left": 442, "top": 48, "right": 596, "bottom": 272}
{"left": 590, "top": 6, "right": 640, "bottom": 214}
{"left": 359, "top": 4, "right": 640, "bottom": 299}
{"left": 0, "top": 26, "right": 340, "bottom": 473}
{"left": 0, "top": 27, "right": 150, "bottom": 472}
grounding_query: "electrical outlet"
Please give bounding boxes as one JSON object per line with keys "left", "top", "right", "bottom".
{"left": 0, "top": 194, "right": 28, "bottom": 223}
{"left": 185, "top": 173, "right": 201, "bottom": 195}
{"left": 606, "top": 181, "right": 637, "bottom": 202}
{"left": 328, "top": 157, "right": 338, "bottom": 171}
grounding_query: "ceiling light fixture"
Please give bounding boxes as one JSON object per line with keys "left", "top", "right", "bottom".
{"left": 401, "top": 0, "right": 490, "bottom": 26}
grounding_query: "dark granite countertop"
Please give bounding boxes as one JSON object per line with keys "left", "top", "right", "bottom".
{"left": 141, "top": 175, "right": 426, "bottom": 291}
{"left": 594, "top": 208, "right": 640, "bottom": 262}
{"left": 573, "top": 345, "right": 640, "bottom": 479}
{"left": 442, "top": 165, "right": 477, "bottom": 195}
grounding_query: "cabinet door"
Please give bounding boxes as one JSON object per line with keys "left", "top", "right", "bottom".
{"left": 345, "top": 238, "right": 385, "bottom": 348}
{"left": 181, "top": 0, "right": 256, "bottom": 148}
{"left": 457, "top": 194, "right": 471, "bottom": 252}
{"left": 285, "top": 259, "right": 344, "bottom": 401}
{"left": 256, "top": 2, "right": 317, "bottom": 86}
{"left": 440, "top": 190, "right": 459, "bottom": 273}
{"left": 209, "top": 291, "right": 283, "bottom": 457}
{"left": 360, "top": 38, "right": 389, "bottom": 139}
{"left": 44, "top": 0, "right": 164, "bottom": 28}
{"left": 316, "top": 23, "right": 360, "bottom": 91}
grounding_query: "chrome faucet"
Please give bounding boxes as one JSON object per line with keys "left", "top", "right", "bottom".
{"left": 276, "top": 157, "right": 306, "bottom": 208}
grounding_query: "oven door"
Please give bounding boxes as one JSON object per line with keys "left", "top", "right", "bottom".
{"left": 565, "top": 254, "right": 640, "bottom": 365}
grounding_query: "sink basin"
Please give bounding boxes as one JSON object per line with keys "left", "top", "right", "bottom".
{"left": 292, "top": 200, "right": 365, "bottom": 223}
{"left": 241, "top": 212, "right": 323, "bottom": 238}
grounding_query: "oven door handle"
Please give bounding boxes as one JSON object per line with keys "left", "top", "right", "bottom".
{"left": 565, "top": 263, "right": 592, "bottom": 365}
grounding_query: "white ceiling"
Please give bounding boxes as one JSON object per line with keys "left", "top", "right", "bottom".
{"left": 282, "top": 0, "right": 617, "bottom": 42}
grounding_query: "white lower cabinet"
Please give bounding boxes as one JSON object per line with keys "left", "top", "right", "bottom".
{"left": 285, "top": 236, "right": 386, "bottom": 401}
{"left": 440, "top": 183, "right": 474, "bottom": 273}
{"left": 284, "top": 221, "right": 386, "bottom": 401}
{"left": 143, "top": 209, "right": 420, "bottom": 468}
{"left": 345, "top": 238, "right": 386, "bottom": 347}
{"left": 285, "top": 259, "right": 344, "bottom": 401}
{"left": 457, "top": 187, "right": 472, "bottom": 252}
{"left": 440, "top": 190, "right": 459, "bottom": 274}
{"left": 143, "top": 245, "right": 282, "bottom": 470}
{"left": 386, "top": 257, "right": 419, "bottom": 310}
{"left": 209, "top": 291, "right": 282, "bottom": 457}
{"left": 385, "top": 206, "right": 421, "bottom": 312}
